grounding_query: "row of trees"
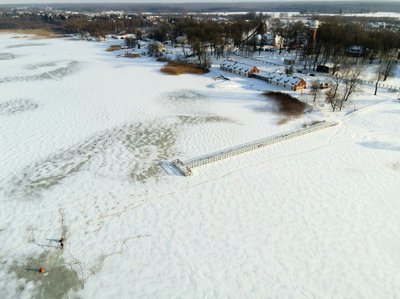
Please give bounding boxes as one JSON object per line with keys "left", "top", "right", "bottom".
{"left": 326, "top": 65, "right": 363, "bottom": 111}
{"left": 60, "top": 17, "right": 143, "bottom": 38}
{"left": 7, "top": 12, "right": 396, "bottom": 110}
{"left": 308, "top": 61, "right": 364, "bottom": 111}
{"left": 148, "top": 17, "right": 399, "bottom": 73}
{"left": 6, "top": 12, "right": 398, "bottom": 72}
{"left": 148, "top": 17, "right": 262, "bottom": 62}
{"left": 305, "top": 22, "right": 399, "bottom": 69}
{"left": 65, "top": 15, "right": 400, "bottom": 112}
{"left": 280, "top": 21, "right": 399, "bottom": 106}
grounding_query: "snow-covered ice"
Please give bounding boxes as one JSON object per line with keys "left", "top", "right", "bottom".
{"left": 0, "top": 33, "right": 400, "bottom": 298}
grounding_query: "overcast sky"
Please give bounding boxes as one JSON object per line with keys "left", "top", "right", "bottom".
{"left": 0, "top": 0, "right": 369, "bottom": 4}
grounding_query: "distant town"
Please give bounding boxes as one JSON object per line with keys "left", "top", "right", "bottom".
{"left": 2, "top": 1, "right": 398, "bottom": 110}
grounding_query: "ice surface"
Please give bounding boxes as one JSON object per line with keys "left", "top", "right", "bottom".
{"left": 0, "top": 52, "right": 15, "bottom": 60}
{"left": 1, "top": 33, "right": 400, "bottom": 298}
{"left": 0, "top": 99, "right": 39, "bottom": 116}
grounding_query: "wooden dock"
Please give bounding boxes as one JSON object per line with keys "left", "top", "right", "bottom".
{"left": 168, "top": 120, "right": 339, "bottom": 176}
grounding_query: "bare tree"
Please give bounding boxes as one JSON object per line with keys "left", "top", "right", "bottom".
{"left": 341, "top": 64, "right": 363, "bottom": 108}
{"left": 331, "top": 71, "right": 344, "bottom": 95}
{"left": 326, "top": 86, "right": 341, "bottom": 112}
{"left": 285, "top": 65, "right": 294, "bottom": 75}
{"left": 125, "top": 37, "right": 137, "bottom": 48}
{"left": 374, "top": 52, "right": 397, "bottom": 95}
{"left": 330, "top": 48, "right": 345, "bottom": 75}
{"left": 374, "top": 62, "right": 385, "bottom": 95}
{"left": 382, "top": 55, "right": 397, "bottom": 81}
{"left": 310, "top": 81, "right": 321, "bottom": 102}
{"left": 326, "top": 71, "right": 344, "bottom": 111}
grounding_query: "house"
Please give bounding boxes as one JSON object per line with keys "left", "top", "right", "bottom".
{"left": 263, "top": 32, "right": 284, "bottom": 49}
{"left": 220, "top": 60, "right": 260, "bottom": 77}
{"left": 147, "top": 41, "right": 166, "bottom": 56}
{"left": 317, "top": 65, "right": 330, "bottom": 73}
{"left": 284, "top": 59, "right": 296, "bottom": 65}
{"left": 365, "top": 22, "right": 386, "bottom": 30}
{"left": 176, "top": 35, "right": 188, "bottom": 44}
{"left": 254, "top": 72, "right": 307, "bottom": 91}
{"left": 346, "top": 45, "right": 365, "bottom": 57}
{"left": 137, "top": 40, "right": 146, "bottom": 49}
{"left": 316, "top": 63, "right": 339, "bottom": 74}
{"left": 111, "top": 33, "right": 136, "bottom": 40}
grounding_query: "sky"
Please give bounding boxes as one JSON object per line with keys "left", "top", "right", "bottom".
{"left": 0, "top": 0, "right": 377, "bottom": 4}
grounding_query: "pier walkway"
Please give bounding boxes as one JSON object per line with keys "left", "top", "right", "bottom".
{"left": 169, "top": 120, "right": 339, "bottom": 176}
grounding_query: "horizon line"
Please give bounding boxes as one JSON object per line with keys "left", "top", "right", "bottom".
{"left": 1, "top": 0, "right": 397, "bottom": 4}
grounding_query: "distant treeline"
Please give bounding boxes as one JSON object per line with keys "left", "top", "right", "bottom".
{"left": 1, "top": 1, "right": 400, "bottom": 14}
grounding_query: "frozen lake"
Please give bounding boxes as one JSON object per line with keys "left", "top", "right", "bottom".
{"left": 1, "top": 33, "right": 400, "bottom": 298}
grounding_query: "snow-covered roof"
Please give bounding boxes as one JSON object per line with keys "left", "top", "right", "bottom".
{"left": 259, "top": 72, "right": 305, "bottom": 86}
{"left": 221, "top": 60, "right": 257, "bottom": 73}
{"left": 319, "top": 63, "right": 339, "bottom": 68}
{"left": 347, "top": 45, "right": 365, "bottom": 53}
{"left": 149, "top": 41, "right": 165, "bottom": 48}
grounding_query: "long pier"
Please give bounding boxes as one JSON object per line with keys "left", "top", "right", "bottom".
{"left": 170, "top": 120, "right": 338, "bottom": 176}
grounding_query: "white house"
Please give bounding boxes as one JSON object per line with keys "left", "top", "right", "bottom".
{"left": 263, "top": 32, "right": 284, "bottom": 48}
{"left": 220, "top": 60, "right": 260, "bottom": 77}
{"left": 347, "top": 45, "right": 365, "bottom": 57}
{"left": 255, "top": 72, "right": 307, "bottom": 91}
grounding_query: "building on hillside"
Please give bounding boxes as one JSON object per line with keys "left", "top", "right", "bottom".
{"left": 147, "top": 41, "right": 166, "bottom": 56}
{"left": 284, "top": 59, "right": 296, "bottom": 65}
{"left": 175, "top": 35, "right": 188, "bottom": 44}
{"left": 254, "top": 72, "right": 307, "bottom": 91}
{"left": 308, "top": 20, "right": 319, "bottom": 44}
{"left": 263, "top": 32, "right": 284, "bottom": 49}
{"left": 346, "top": 45, "right": 365, "bottom": 57}
{"left": 365, "top": 22, "right": 386, "bottom": 30}
{"left": 296, "top": 32, "right": 308, "bottom": 46}
{"left": 179, "top": 57, "right": 211, "bottom": 69}
{"left": 111, "top": 33, "right": 136, "bottom": 40}
{"left": 220, "top": 60, "right": 260, "bottom": 77}
{"left": 316, "top": 63, "right": 340, "bottom": 74}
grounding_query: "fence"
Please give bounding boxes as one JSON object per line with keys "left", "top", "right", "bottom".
{"left": 169, "top": 120, "right": 339, "bottom": 176}
{"left": 355, "top": 79, "right": 399, "bottom": 92}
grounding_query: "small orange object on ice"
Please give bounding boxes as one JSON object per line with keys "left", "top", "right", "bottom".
{"left": 39, "top": 267, "right": 45, "bottom": 273}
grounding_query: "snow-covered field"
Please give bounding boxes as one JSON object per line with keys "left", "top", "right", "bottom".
{"left": 1, "top": 33, "right": 400, "bottom": 298}
{"left": 318, "top": 12, "right": 400, "bottom": 20}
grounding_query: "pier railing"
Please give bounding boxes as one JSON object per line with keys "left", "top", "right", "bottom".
{"left": 170, "top": 120, "right": 338, "bottom": 176}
